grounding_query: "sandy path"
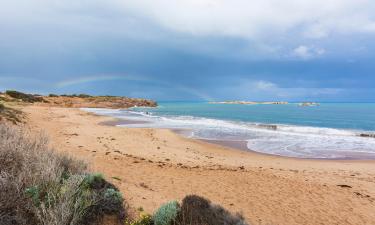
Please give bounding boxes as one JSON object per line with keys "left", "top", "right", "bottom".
{"left": 23, "top": 106, "right": 375, "bottom": 225}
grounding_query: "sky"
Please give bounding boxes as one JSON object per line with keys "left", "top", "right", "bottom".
{"left": 1, "top": 0, "right": 375, "bottom": 102}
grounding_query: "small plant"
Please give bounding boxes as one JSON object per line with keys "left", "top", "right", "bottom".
{"left": 104, "top": 188, "right": 123, "bottom": 202}
{"left": 82, "top": 173, "right": 104, "bottom": 189}
{"left": 25, "top": 186, "right": 40, "bottom": 206}
{"left": 153, "top": 201, "right": 180, "bottom": 225}
{"left": 126, "top": 213, "right": 154, "bottom": 225}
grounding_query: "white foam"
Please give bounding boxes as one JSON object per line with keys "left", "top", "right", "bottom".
{"left": 82, "top": 108, "right": 375, "bottom": 159}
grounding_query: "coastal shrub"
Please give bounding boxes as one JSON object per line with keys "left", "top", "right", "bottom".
{"left": 5, "top": 90, "right": 44, "bottom": 103}
{"left": 48, "top": 94, "right": 59, "bottom": 97}
{"left": 126, "top": 213, "right": 154, "bottom": 225}
{"left": 176, "top": 195, "right": 248, "bottom": 225}
{"left": 0, "top": 123, "right": 127, "bottom": 225}
{"left": 153, "top": 201, "right": 180, "bottom": 225}
{"left": 78, "top": 94, "right": 92, "bottom": 98}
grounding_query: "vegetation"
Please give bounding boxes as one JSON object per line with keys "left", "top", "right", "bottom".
{"left": 0, "top": 123, "right": 127, "bottom": 225}
{"left": 153, "top": 201, "right": 180, "bottom": 225}
{"left": 126, "top": 212, "right": 153, "bottom": 225}
{"left": 177, "top": 195, "right": 248, "bottom": 225}
{"left": 0, "top": 102, "right": 23, "bottom": 124}
{"left": 148, "top": 195, "right": 249, "bottom": 225}
{"left": 5, "top": 90, "right": 45, "bottom": 103}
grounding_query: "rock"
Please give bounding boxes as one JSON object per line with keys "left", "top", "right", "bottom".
{"left": 359, "top": 133, "right": 375, "bottom": 138}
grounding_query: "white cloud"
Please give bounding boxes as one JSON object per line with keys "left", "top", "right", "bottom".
{"left": 253, "top": 81, "right": 277, "bottom": 90}
{"left": 1, "top": 0, "right": 375, "bottom": 60}
{"left": 2, "top": 0, "right": 375, "bottom": 40}
{"left": 292, "top": 45, "right": 326, "bottom": 59}
{"left": 119, "top": 0, "right": 375, "bottom": 39}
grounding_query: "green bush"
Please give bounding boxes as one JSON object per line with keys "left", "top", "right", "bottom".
{"left": 5, "top": 90, "right": 44, "bottom": 103}
{"left": 153, "top": 201, "right": 180, "bottom": 225}
{"left": 104, "top": 188, "right": 123, "bottom": 202}
{"left": 78, "top": 94, "right": 92, "bottom": 98}
{"left": 48, "top": 94, "right": 59, "bottom": 97}
{"left": 83, "top": 173, "right": 104, "bottom": 188}
{"left": 176, "top": 195, "right": 248, "bottom": 225}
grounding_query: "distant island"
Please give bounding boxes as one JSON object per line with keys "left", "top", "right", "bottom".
{"left": 298, "top": 102, "right": 320, "bottom": 107}
{"left": 209, "top": 101, "right": 289, "bottom": 105}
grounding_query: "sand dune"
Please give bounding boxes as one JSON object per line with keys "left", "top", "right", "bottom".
{"left": 23, "top": 106, "right": 375, "bottom": 225}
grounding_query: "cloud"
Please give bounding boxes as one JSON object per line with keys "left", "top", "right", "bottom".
{"left": 253, "top": 81, "right": 277, "bottom": 90}
{"left": 0, "top": 0, "right": 375, "bottom": 62}
{"left": 292, "top": 45, "right": 326, "bottom": 59}
{"left": 119, "top": 0, "right": 375, "bottom": 40}
{"left": 2, "top": 1, "right": 375, "bottom": 43}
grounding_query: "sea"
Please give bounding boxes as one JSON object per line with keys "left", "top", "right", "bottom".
{"left": 83, "top": 102, "right": 375, "bottom": 159}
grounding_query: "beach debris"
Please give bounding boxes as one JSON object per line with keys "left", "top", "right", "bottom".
{"left": 337, "top": 184, "right": 352, "bottom": 188}
{"left": 112, "top": 176, "right": 122, "bottom": 181}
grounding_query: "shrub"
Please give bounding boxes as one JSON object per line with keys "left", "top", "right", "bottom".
{"left": 48, "top": 94, "right": 59, "bottom": 97}
{"left": 0, "top": 123, "right": 127, "bottom": 225}
{"left": 126, "top": 213, "right": 154, "bottom": 225}
{"left": 5, "top": 90, "right": 44, "bottom": 103}
{"left": 176, "top": 195, "right": 248, "bottom": 225}
{"left": 153, "top": 201, "right": 180, "bottom": 225}
{"left": 78, "top": 94, "right": 92, "bottom": 98}
{"left": 0, "top": 105, "right": 23, "bottom": 124}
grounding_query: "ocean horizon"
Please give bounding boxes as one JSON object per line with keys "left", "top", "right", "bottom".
{"left": 84, "top": 102, "right": 375, "bottom": 160}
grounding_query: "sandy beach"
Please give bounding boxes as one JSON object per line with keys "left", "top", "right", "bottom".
{"left": 22, "top": 106, "right": 375, "bottom": 225}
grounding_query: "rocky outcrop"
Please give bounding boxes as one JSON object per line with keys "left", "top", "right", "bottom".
{"left": 359, "top": 133, "right": 375, "bottom": 138}
{"left": 298, "top": 102, "right": 320, "bottom": 107}
{"left": 257, "top": 124, "right": 277, "bottom": 130}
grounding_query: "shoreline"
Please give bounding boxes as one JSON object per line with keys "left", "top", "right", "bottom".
{"left": 22, "top": 106, "right": 375, "bottom": 225}
{"left": 100, "top": 117, "right": 375, "bottom": 161}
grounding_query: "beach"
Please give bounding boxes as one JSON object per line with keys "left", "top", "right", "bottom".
{"left": 23, "top": 105, "right": 375, "bottom": 225}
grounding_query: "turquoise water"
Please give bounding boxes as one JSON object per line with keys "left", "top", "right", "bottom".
{"left": 84, "top": 102, "right": 375, "bottom": 159}
{"left": 133, "top": 102, "right": 375, "bottom": 131}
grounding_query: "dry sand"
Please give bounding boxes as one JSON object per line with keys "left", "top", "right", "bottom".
{"left": 22, "top": 106, "right": 375, "bottom": 225}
